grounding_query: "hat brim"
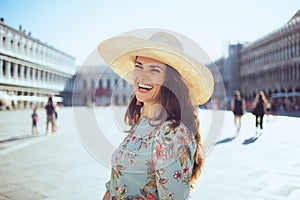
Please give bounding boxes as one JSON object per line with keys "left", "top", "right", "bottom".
{"left": 98, "top": 36, "right": 214, "bottom": 105}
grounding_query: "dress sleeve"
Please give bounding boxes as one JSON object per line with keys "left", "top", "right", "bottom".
{"left": 152, "top": 122, "right": 196, "bottom": 200}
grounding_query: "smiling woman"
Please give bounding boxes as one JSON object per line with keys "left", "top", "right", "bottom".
{"left": 133, "top": 56, "right": 167, "bottom": 111}
{"left": 98, "top": 31, "right": 214, "bottom": 200}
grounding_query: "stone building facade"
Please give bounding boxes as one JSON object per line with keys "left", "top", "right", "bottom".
{"left": 0, "top": 19, "right": 76, "bottom": 110}
{"left": 209, "top": 10, "right": 300, "bottom": 114}
{"left": 72, "top": 65, "right": 133, "bottom": 107}
{"left": 240, "top": 11, "right": 300, "bottom": 112}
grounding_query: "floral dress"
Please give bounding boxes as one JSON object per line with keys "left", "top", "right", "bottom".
{"left": 105, "top": 117, "right": 196, "bottom": 200}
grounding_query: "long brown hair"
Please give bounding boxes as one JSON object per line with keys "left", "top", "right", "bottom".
{"left": 124, "top": 65, "right": 204, "bottom": 189}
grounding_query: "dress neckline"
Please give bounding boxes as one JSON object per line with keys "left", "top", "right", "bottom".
{"left": 138, "top": 115, "right": 165, "bottom": 127}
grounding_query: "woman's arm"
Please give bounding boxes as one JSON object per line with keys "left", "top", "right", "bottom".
{"left": 102, "top": 191, "right": 110, "bottom": 200}
{"left": 102, "top": 181, "right": 111, "bottom": 200}
{"left": 152, "top": 123, "right": 195, "bottom": 200}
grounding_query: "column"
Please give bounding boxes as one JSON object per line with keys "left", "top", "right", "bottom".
{"left": 20, "top": 65, "right": 24, "bottom": 80}
{"left": 41, "top": 70, "right": 44, "bottom": 82}
{"left": 25, "top": 66, "right": 29, "bottom": 80}
{"left": 7, "top": 61, "right": 11, "bottom": 78}
{"left": 48, "top": 73, "right": 51, "bottom": 83}
{"left": 37, "top": 68, "right": 41, "bottom": 82}
{"left": 25, "top": 43, "right": 30, "bottom": 57}
{"left": 23, "top": 91, "right": 27, "bottom": 109}
{"left": 43, "top": 71, "right": 47, "bottom": 82}
{"left": 13, "top": 62, "right": 18, "bottom": 79}
{"left": 32, "top": 68, "right": 36, "bottom": 81}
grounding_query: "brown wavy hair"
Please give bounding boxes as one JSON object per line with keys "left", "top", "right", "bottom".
{"left": 124, "top": 64, "right": 204, "bottom": 189}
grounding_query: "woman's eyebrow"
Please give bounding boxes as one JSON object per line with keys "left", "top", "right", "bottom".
{"left": 134, "top": 61, "right": 143, "bottom": 65}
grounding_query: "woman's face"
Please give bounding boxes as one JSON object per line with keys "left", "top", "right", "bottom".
{"left": 133, "top": 56, "right": 167, "bottom": 104}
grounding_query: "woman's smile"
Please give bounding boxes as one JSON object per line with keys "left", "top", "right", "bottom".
{"left": 137, "top": 82, "right": 153, "bottom": 92}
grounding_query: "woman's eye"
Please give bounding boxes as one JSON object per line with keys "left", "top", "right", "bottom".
{"left": 135, "top": 65, "right": 143, "bottom": 69}
{"left": 151, "top": 68, "right": 160, "bottom": 73}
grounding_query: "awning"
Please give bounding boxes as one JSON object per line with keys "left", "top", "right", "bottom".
{"left": 0, "top": 92, "right": 63, "bottom": 102}
{"left": 272, "top": 92, "right": 300, "bottom": 98}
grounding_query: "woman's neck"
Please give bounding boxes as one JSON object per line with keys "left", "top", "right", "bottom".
{"left": 142, "top": 102, "right": 163, "bottom": 119}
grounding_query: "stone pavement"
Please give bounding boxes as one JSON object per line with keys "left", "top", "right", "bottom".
{"left": 0, "top": 108, "right": 109, "bottom": 200}
{"left": 193, "top": 113, "right": 300, "bottom": 200}
{"left": 0, "top": 107, "right": 300, "bottom": 199}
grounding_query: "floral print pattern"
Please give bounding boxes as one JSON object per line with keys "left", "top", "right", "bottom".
{"left": 106, "top": 117, "right": 196, "bottom": 200}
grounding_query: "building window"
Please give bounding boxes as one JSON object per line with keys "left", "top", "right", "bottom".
{"left": 2, "top": 60, "right": 6, "bottom": 76}
{"left": 91, "top": 79, "right": 95, "bottom": 89}
{"left": 83, "top": 80, "right": 87, "bottom": 89}
{"left": 30, "top": 68, "right": 33, "bottom": 79}
{"left": 296, "top": 63, "right": 300, "bottom": 80}
{"left": 35, "top": 69, "right": 38, "bottom": 80}
{"left": 24, "top": 45, "right": 27, "bottom": 55}
{"left": 2, "top": 37, "right": 6, "bottom": 49}
{"left": 17, "top": 42, "right": 20, "bottom": 53}
{"left": 98, "top": 79, "right": 102, "bottom": 88}
{"left": 123, "top": 80, "right": 126, "bottom": 88}
{"left": 18, "top": 64, "right": 21, "bottom": 78}
{"left": 107, "top": 79, "right": 111, "bottom": 89}
{"left": 123, "top": 95, "right": 127, "bottom": 105}
{"left": 10, "top": 40, "right": 14, "bottom": 51}
{"left": 24, "top": 66, "right": 27, "bottom": 78}
{"left": 10, "top": 63, "right": 14, "bottom": 77}
{"left": 115, "top": 96, "right": 119, "bottom": 105}
{"left": 114, "top": 79, "right": 118, "bottom": 88}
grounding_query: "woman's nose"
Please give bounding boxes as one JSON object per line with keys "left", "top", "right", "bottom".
{"left": 136, "top": 69, "right": 150, "bottom": 79}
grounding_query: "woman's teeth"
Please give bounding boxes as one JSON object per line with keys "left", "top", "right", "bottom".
{"left": 138, "top": 83, "right": 153, "bottom": 90}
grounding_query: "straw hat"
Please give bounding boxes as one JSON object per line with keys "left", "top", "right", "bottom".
{"left": 98, "top": 32, "right": 214, "bottom": 105}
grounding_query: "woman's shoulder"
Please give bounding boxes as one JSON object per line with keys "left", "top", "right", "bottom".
{"left": 159, "top": 120, "right": 191, "bottom": 137}
{"left": 158, "top": 120, "right": 196, "bottom": 149}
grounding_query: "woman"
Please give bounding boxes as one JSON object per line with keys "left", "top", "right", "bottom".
{"left": 231, "top": 90, "right": 245, "bottom": 135}
{"left": 45, "top": 97, "right": 56, "bottom": 135}
{"left": 98, "top": 32, "right": 214, "bottom": 200}
{"left": 252, "top": 91, "right": 268, "bottom": 135}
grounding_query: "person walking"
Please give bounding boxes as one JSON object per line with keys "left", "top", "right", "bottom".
{"left": 31, "top": 106, "right": 38, "bottom": 135}
{"left": 45, "top": 97, "right": 56, "bottom": 135}
{"left": 231, "top": 90, "right": 245, "bottom": 135}
{"left": 98, "top": 31, "right": 214, "bottom": 200}
{"left": 252, "top": 91, "right": 268, "bottom": 136}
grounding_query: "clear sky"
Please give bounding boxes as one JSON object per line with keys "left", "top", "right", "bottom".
{"left": 0, "top": 0, "right": 299, "bottom": 65}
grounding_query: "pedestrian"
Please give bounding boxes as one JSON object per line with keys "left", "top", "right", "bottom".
{"left": 31, "top": 106, "right": 38, "bottom": 135}
{"left": 45, "top": 97, "right": 56, "bottom": 135}
{"left": 252, "top": 91, "right": 269, "bottom": 136}
{"left": 53, "top": 103, "right": 59, "bottom": 133}
{"left": 266, "top": 98, "right": 272, "bottom": 122}
{"left": 231, "top": 90, "right": 245, "bottom": 135}
{"left": 98, "top": 31, "right": 214, "bottom": 200}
